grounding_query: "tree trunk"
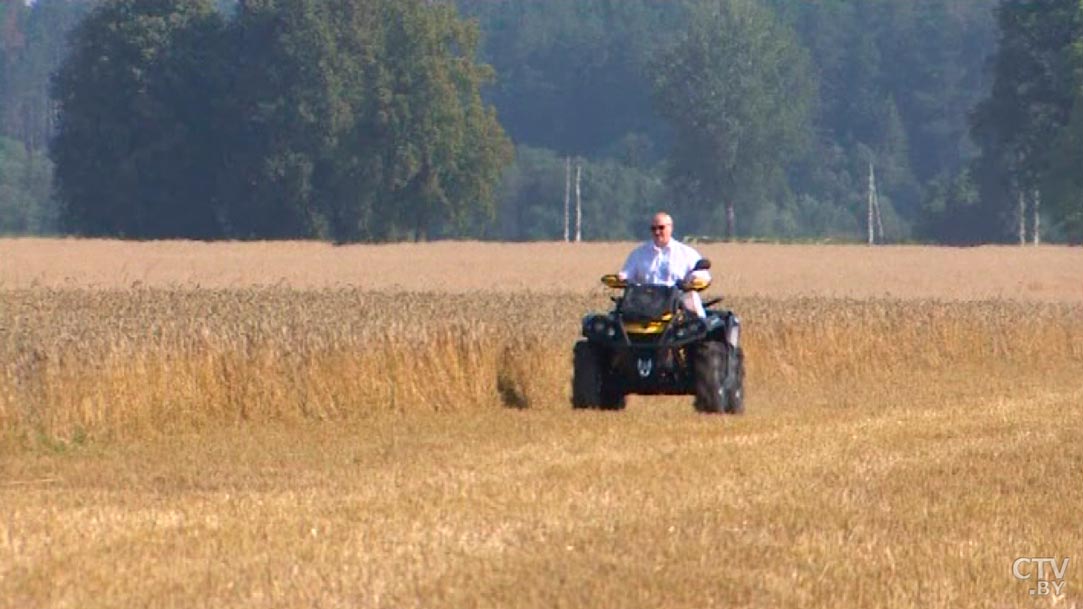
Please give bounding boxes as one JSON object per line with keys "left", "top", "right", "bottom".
{"left": 874, "top": 198, "right": 884, "bottom": 243}
{"left": 1018, "top": 190, "right": 1026, "bottom": 246}
{"left": 1032, "top": 189, "right": 1041, "bottom": 246}
{"left": 574, "top": 162, "right": 582, "bottom": 242}
{"left": 414, "top": 205, "right": 426, "bottom": 242}
{"left": 725, "top": 200, "right": 736, "bottom": 241}
{"left": 563, "top": 157, "right": 570, "bottom": 242}
{"left": 867, "top": 162, "right": 875, "bottom": 245}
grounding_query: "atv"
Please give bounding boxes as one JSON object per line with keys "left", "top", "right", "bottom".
{"left": 571, "top": 259, "right": 744, "bottom": 413}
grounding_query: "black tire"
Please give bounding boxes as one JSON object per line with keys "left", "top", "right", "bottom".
{"left": 723, "top": 346, "right": 745, "bottom": 415}
{"left": 571, "top": 341, "right": 625, "bottom": 410}
{"left": 693, "top": 341, "right": 726, "bottom": 413}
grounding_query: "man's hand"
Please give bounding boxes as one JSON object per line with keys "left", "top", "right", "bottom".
{"left": 679, "top": 269, "right": 711, "bottom": 292}
{"left": 684, "top": 269, "right": 709, "bottom": 283}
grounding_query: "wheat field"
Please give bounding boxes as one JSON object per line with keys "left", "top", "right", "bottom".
{"left": 3, "top": 238, "right": 1083, "bottom": 300}
{"left": 1, "top": 239, "right": 1081, "bottom": 609}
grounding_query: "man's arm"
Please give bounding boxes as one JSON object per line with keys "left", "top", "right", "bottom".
{"left": 682, "top": 246, "right": 710, "bottom": 318}
{"left": 619, "top": 245, "right": 643, "bottom": 282}
{"left": 683, "top": 244, "right": 711, "bottom": 283}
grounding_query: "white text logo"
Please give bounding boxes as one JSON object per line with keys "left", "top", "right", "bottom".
{"left": 1012, "top": 557, "right": 1069, "bottom": 597}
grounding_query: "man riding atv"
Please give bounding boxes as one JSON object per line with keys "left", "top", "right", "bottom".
{"left": 620, "top": 212, "right": 709, "bottom": 317}
{"left": 572, "top": 211, "right": 744, "bottom": 413}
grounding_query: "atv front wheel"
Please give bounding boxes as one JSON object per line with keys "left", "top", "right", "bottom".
{"left": 571, "top": 341, "right": 625, "bottom": 410}
{"left": 724, "top": 346, "right": 745, "bottom": 415}
{"left": 694, "top": 341, "right": 743, "bottom": 414}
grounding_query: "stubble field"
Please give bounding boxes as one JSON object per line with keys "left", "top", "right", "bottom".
{"left": 1, "top": 239, "right": 1081, "bottom": 608}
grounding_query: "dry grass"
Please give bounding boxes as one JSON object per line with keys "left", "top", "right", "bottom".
{"left": 2, "top": 372, "right": 1080, "bottom": 609}
{"left": 1, "top": 240, "right": 1081, "bottom": 608}
{"left": 3, "top": 288, "right": 1081, "bottom": 442}
{"left": 2, "top": 238, "right": 1083, "bottom": 300}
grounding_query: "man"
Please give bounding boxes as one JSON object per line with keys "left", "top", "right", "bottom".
{"left": 619, "top": 211, "right": 710, "bottom": 317}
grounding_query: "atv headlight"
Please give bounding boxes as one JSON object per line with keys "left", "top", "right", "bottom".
{"left": 591, "top": 318, "right": 608, "bottom": 335}
{"left": 605, "top": 326, "right": 617, "bottom": 338}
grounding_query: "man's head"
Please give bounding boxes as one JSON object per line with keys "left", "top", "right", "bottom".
{"left": 650, "top": 212, "right": 674, "bottom": 247}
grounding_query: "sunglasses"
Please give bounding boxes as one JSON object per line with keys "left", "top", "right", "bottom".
{"left": 650, "top": 225, "right": 669, "bottom": 232}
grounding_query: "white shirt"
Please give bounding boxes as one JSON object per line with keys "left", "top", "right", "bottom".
{"left": 619, "top": 239, "right": 710, "bottom": 316}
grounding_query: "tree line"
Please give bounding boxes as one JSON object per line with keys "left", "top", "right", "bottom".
{"left": 0, "top": 0, "right": 1081, "bottom": 242}
{"left": 458, "top": 0, "right": 1003, "bottom": 241}
{"left": 50, "top": 0, "right": 511, "bottom": 240}
{"left": 0, "top": 0, "right": 90, "bottom": 233}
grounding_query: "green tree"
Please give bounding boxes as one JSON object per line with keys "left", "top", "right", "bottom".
{"left": 1044, "top": 98, "right": 1083, "bottom": 240}
{"left": 52, "top": 0, "right": 229, "bottom": 238}
{"left": 774, "top": 0, "right": 996, "bottom": 241}
{"left": 0, "top": 135, "right": 55, "bottom": 234}
{"left": 971, "top": 0, "right": 1082, "bottom": 240}
{"left": 218, "top": 0, "right": 510, "bottom": 241}
{"left": 0, "top": 0, "right": 25, "bottom": 139}
{"left": 0, "top": 0, "right": 87, "bottom": 236}
{"left": 4, "top": 1, "right": 90, "bottom": 155}
{"left": 364, "top": 0, "right": 512, "bottom": 240}
{"left": 917, "top": 168, "right": 984, "bottom": 243}
{"left": 217, "top": 0, "right": 344, "bottom": 239}
{"left": 457, "top": 0, "right": 685, "bottom": 159}
{"left": 651, "top": 0, "right": 814, "bottom": 239}
{"left": 53, "top": 0, "right": 509, "bottom": 241}
{"left": 1042, "top": 0, "right": 1083, "bottom": 241}
{"left": 491, "top": 145, "right": 663, "bottom": 241}
{"left": 492, "top": 146, "right": 564, "bottom": 240}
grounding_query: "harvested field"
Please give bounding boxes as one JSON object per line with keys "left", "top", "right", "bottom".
{"left": 2, "top": 238, "right": 1082, "bottom": 300}
{"left": 0, "top": 239, "right": 1080, "bottom": 609}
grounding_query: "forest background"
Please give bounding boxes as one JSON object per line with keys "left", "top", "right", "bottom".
{"left": 0, "top": 0, "right": 1080, "bottom": 244}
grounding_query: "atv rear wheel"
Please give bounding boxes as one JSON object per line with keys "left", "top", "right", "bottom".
{"left": 572, "top": 341, "right": 625, "bottom": 410}
{"left": 694, "top": 341, "right": 743, "bottom": 414}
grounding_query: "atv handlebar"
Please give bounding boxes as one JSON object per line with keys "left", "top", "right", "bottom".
{"left": 602, "top": 258, "right": 713, "bottom": 291}
{"left": 600, "top": 274, "right": 627, "bottom": 289}
{"left": 601, "top": 275, "right": 711, "bottom": 292}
